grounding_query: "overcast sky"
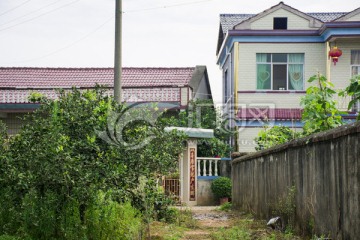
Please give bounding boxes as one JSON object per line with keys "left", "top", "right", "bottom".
{"left": 0, "top": 0, "right": 359, "bottom": 104}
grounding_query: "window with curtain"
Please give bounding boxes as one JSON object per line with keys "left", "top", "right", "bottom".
{"left": 351, "top": 50, "right": 360, "bottom": 112}
{"left": 256, "top": 53, "right": 304, "bottom": 90}
{"left": 351, "top": 50, "right": 360, "bottom": 77}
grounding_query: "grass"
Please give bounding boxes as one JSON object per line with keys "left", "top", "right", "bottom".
{"left": 149, "top": 208, "right": 304, "bottom": 240}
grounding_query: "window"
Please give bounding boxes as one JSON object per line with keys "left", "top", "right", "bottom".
{"left": 351, "top": 50, "right": 360, "bottom": 76}
{"left": 256, "top": 53, "right": 304, "bottom": 90}
{"left": 224, "top": 70, "right": 229, "bottom": 103}
{"left": 273, "top": 17, "right": 287, "bottom": 30}
{"left": 351, "top": 50, "right": 360, "bottom": 112}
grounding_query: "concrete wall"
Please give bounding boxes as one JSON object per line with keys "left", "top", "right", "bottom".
{"left": 237, "top": 92, "right": 305, "bottom": 109}
{"left": 194, "top": 76, "right": 210, "bottom": 100}
{"left": 196, "top": 160, "right": 232, "bottom": 206}
{"left": 197, "top": 179, "right": 216, "bottom": 206}
{"left": 346, "top": 13, "right": 360, "bottom": 21}
{"left": 232, "top": 122, "right": 360, "bottom": 239}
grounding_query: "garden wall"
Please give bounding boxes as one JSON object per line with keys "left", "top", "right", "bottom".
{"left": 232, "top": 122, "right": 360, "bottom": 239}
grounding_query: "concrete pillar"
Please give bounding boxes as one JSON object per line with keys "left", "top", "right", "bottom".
{"left": 180, "top": 139, "right": 197, "bottom": 206}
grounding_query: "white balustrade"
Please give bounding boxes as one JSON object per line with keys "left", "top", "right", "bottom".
{"left": 196, "top": 157, "right": 221, "bottom": 177}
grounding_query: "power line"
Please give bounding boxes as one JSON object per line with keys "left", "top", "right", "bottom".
{"left": 0, "top": 0, "right": 32, "bottom": 17}
{"left": 3, "top": 16, "right": 113, "bottom": 64}
{"left": 0, "top": 0, "right": 81, "bottom": 33}
{"left": 0, "top": 0, "right": 62, "bottom": 27}
{"left": 123, "top": 0, "right": 213, "bottom": 13}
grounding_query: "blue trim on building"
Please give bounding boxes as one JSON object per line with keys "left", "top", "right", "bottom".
{"left": 197, "top": 176, "right": 219, "bottom": 180}
{"left": 217, "top": 27, "right": 360, "bottom": 66}
{"left": 0, "top": 104, "right": 40, "bottom": 110}
{"left": 221, "top": 157, "right": 231, "bottom": 161}
{"left": 322, "top": 28, "right": 360, "bottom": 41}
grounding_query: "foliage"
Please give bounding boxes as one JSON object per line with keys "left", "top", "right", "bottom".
{"left": 301, "top": 73, "right": 344, "bottom": 134}
{"left": 0, "top": 236, "right": 21, "bottom": 240}
{"left": 0, "top": 120, "right": 6, "bottom": 153}
{"left": 162, "top": 99, "right": 233, "bottom": 157}
{"left": 255, "top": 125, "right": 301, "bottom": 151}
{"left": 218, "top": 202, "right": 232, "bottom": 211}
{"left": 85, "top": 195, "right": 142, "bottom": 240}
{"left": 197, "top": 137, "right": 232, "bottom": 157}
{"left": 271, "top": 185, "right": 297, "bottom": 231}
{"left": 211, "top": 177, "right": 232, "bottom": 199}
{"left": 0, "top": 88, "right": 186, "bottom": 239}
{"left": 340, "top": 74, "right": 360, "bottom": 120}
{"left": 211, "top": 226, "right": 251, "bottom": 240}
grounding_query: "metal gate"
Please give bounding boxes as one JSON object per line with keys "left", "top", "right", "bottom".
{"left": 163, "top": 178, "right": 180, "bottom": 202}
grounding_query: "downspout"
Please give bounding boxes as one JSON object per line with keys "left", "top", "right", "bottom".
{"left": 326, "top": 41, "right": 331, "bottom": 81}
{"left": 234, "top": 42, "right": 240, "bottom": 150}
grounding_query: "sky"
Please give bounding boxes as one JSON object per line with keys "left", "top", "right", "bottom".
{"left": 0, "top": 0, "right": 359, "bottom": 104}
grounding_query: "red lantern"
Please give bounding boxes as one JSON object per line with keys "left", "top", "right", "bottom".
{"left": 328, "top": 46, "right": 342, "bottom": 66}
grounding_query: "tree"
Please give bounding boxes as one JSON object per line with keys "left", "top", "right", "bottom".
{"left": 0, "top": 120, "right": 6, "bottom": 151}
{"left": 340, "top": 74, "right": 360, "bottom": 120}
{"left": 255, "top": 125, "right": 300, "bottom": 151}
{"left": 162, "top": 99, "right": 233, "bottom": 157}
{"left": 300, "top": 73, "right": 343, "bottom": 134}
{"left": 0, "top": 88, "right": 186, "bottom": 238}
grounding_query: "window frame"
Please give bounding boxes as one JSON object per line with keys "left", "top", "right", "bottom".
{"left": 350, "top": 50, "right": 360, "bottom": 77}
{"left": 256, "top": 53, "right": 305, "bottom": 91}
{"left": 350, "top": 50, "right": 360, "bottom": 112}
{"left": 273, "top": 17, "right": 288, "bottom": 30}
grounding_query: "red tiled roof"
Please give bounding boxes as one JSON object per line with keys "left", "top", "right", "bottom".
{"left": 237, "top": 108, "right": 303, "bottom": 120}
{"left": 0, "top": 67, "right": 195, "bottom": 88}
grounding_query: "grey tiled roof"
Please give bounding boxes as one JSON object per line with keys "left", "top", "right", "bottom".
{"left": 219, "top": 14, "right": 254, "bottom": 34}
{"left": 307, "top": 12, "right": 347, "bottom": 22}
{"left": 220, "top": 12, "right": 347, "bottom": 34}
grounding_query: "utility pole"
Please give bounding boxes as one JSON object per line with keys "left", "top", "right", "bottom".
{"left": 114, "top": 0, "right": 122, "bottom": 103}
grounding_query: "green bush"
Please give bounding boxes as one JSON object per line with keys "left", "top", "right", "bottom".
{"left": 0, "top": 235, "right": 21, "bottom": 240}
{"left": 0, "top": 88, "right": 186, "bottom": 239}
{"left": 211, "top": 177, "right": 232, "bottom": 199}
{"left": 86, "top": 195, "right": 142, "bottom": 240}
{"left": 218, "top": 202, "right": 232, "bottom": 211}
{"left": 255, "top": 125, "right": 301, "bottom": 151}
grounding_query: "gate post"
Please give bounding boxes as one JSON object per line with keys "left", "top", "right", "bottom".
{"left": 180, "top": 139, "right": 197, "bottom": 206}
{"left": 165, "top": 127, "right": 214, "bottom": 206}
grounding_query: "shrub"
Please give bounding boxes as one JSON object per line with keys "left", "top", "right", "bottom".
{"left": 211, "top": 177, "right": 231, "bottom": 199}
{"left": 86, "top": 195, "right": 142, "bottom": 240}
{"left": 255, "top": 125, "right": 301, "bottom": 151}
{"left": 0, "top": 236, "right": 21, "bottom": 240}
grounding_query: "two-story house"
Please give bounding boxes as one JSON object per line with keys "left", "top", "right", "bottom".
{"left": 217, "top": 2, "right": 360, "bottom": 152}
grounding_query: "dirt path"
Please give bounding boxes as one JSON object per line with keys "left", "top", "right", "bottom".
{"left": 180, "top": 206, "right": 233, "bottom": 240}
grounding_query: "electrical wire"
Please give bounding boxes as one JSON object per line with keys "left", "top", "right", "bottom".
{"left": 1, "top": 0, "right": 215, "bottom": 63}
{"left": 123, "top": 0, "right": 213, "bottom": 13}
{"left": 3, "top": 16, "right": 113, "bottom": 64}
{"left": 0, "top": 0, "right": 32, "bottom": 17}
{"left": 0, "top": 0, "right": 62, "bottom": 27}
{"left": 0, "top": 0, "right": 81, "bottom": 33}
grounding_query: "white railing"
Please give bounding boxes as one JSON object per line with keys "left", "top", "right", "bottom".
{"left": 197, "top": 157, "right": 220, "bottom": 177}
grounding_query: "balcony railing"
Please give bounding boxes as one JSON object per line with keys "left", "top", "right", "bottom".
{"left": 197, "top": 157, "right": 231, "bottom": 178}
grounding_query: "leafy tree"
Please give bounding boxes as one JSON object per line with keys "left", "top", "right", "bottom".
{"left": 0, "top": 120, "right": 6, "bottom": 151}
{"left": 300, "top": 73, "right": 343, "bottom": 134}
{"left": 163, "top": 99, "right": 233, "bottom": 157}
{"left": 340, "top": 74, "right": 360, "bottom": 120}
{"left": 255, "top": 125, "right": 301, "bottom": 151}
{"left": 0, "top": 88, "right": 186, "bottom": 238}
